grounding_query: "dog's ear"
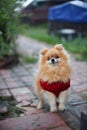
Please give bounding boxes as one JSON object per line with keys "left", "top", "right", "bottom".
{"left": 54, "top": 44, "right": 64, "bottom": 51}
{"left": 40, "top": 48, "right": 48, "bottom": 55}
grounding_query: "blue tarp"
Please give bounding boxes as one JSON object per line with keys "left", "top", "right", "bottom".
{"left": 48, "top": 1, "right": 87, "bottom": 23}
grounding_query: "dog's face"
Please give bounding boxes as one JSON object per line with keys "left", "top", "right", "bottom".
{"left": 40, "top": 44, "right": 69, "bottom": 67}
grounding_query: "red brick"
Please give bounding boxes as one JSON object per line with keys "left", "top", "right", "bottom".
{"left": 6, "top": 81, "right": 24, "bottom": 88}
{"left": 72, "top": 83, "right": 87, "bottom": 92}
{"left": 0, "top": 76, "right": 3, "bottom": 81}
{"left": 68, "top": 92, "right": 83, "bottom": 104}
{"left": 13, "top": 93, "right": 36, "bottom": 102}
{"left": 21, "top": 76, "right": 33, "bottom": 82}
{"left": 0, "top": 112, "right": 70, "bottom": 130}
{"left": 13, "top": 93, "right": 31, "bottom": 103}
{"left": 5, "top": 77, "right": 19, "bottom": 82}
{"left": 0, "top": 70, "right": 12, "bottom": 79}
{"left": 10, "top": 87, "right": 31, "bottom": 95}
{"left": 24, "top": 64, "right": 35, "bottom": 69}
{"left": 72, "top": 104, "right": 87, "bottom": 118}
{"left": 30, "top": 99, "right": 38, "bottom": 107}
{"left": 52, "top": 126, "right": 71, "bottom": 130}
{"left": 21, "top": 100, "right": 31, "bottom": 107}
{"left": 14, "top": 95, "right": 22, "bottom": 102}
{"left": 0, "top": 82, "right": 8, "bottom": 89}
{"left": 25, "top": 109, "right": 43, "bottom": 115}
{"left": 70, "top": 80, "right": 79, "bottom": 86}
{"left": 1, "top": 89, "right": 12, "bottom": 99}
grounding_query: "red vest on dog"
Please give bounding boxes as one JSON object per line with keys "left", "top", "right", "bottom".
{"left": 40, "top": 79, "right": 70, "bottom": 97}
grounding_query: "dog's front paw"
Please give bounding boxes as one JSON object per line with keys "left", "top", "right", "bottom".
{"left": 50, "top": 106, "right": 57, "bottom": 112}
{"left": 37, "top": 102, "right": 43, "bottom": 109}
{"left": 59, "top": 104, "right": 66, "bottom": 111}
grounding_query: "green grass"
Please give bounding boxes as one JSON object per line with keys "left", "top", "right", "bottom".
{"left": 19, "top": 24, "right": 61, "bottom": 44}
{"left": 19, "top": 24, "right": 87, "bottom": 61}
{"left": 64, "top": 38, "right": 87, "bottom": 60}
{"left": 20, "top": 54, "right": 37, "bottom": 63}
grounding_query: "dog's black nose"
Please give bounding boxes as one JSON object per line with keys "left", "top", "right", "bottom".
{"left": 51, "top": 59, "right": 55, "bottom": 63}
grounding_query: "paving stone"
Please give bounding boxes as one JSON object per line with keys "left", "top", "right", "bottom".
{"left": 25, "top": 109, "right": 43, "bottom": 115}
{"left": 0, "top": 89, "right": 12, "bottom": 99}
{"left": 16, "top": 104, "right": 36, "bottom": 112}
{"left": 81, "top": 91, "right": 87, "bottom": 99}
{"left": 0, "top": 82, "right": 8, "bottom": 89}
{"left": 21, "top": 100, "right": 31, "bottom": 107}
{"left": 21, "top": 76, "right": 33, "bottom": 83}
{"left": 52, "top": 126, "right": 71, "bottom": 130}
{"left": 0, "top": 76, "right": 3, "bottom": 81}
{"left": 57, "top": 110, "right": 80, "bottom": 130}
{"left": 23, "top": 64, "right": 35, "bottom": 69}
{"left": 6, "top": 81, "right": 25, "bottom": 88}
{"left": 67, "top": 92, "right": 83, "bottom": 104}
{"left": 71, "top": 78, "right": 82, "bottom": 85}
{"left": 13, "top": 93, "right": 31, "bottom": 103}
{"left": 4, "top": 77, "right": 20, "bottom": 82}
{"left": 71, "top": 79, "right": 80, "bottom": 86}
{"left": 72, "top": 83, "right": 87, "bottom": 92}
{"left": 21, "top": 76, "right": 33, "bottom": 81}
{"left": 14, "top": 95, "right": 22, "bottom": 102}
{"left": 0, "top": 35, "right": 87, "bottom": 130}
{"left": 12, "top": 67, "right": 29, "bottom": 76}
{"left": 14, "top": 71, "right": 29, "bottom": 76}
{"left": 25, "top": 82, "right": 33, "bottom": 86}
{"left": 30, "top": 99, "right": 38, "bottom": 107}
{"left": 10, "top": 87, "right": 31, "bottom": 95}
{"left": 71, "top": 104, "right": 87, "bottom": 118}
{"left": 10, "top": 87, "right": 36, "bottom": 104}
{"left": 16, "top": 94, "right": 33, "bottom": 102}
{"left": 0, "top": 70, "right": 12, "bottom": 79}
{"left": 0, "top": 105, "right": 8, "bottom": 114}
{"left": 0, "top": 112, "right": 71, "bottom": 130}
{"left": 12, "top": 66, "right": 25, "bottom": 72}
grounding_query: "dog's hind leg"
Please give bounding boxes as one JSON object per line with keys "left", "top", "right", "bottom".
{"left": 37, "top": 90, "right": 44, "bottom": 109}
{"left": 35, "top": 77, "right": 44, "bottom": 109}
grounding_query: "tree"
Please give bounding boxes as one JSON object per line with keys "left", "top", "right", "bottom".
{"left": 0, "top": 0, "right": 25, "bottom": 67}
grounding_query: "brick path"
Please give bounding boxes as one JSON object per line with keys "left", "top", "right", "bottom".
{"left": 0, "top": 35, "right": 87, "bottom": 130}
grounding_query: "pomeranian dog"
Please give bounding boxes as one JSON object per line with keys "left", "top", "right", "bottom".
{"left": 35, "top": 44, "right": 72, "bottom": 112}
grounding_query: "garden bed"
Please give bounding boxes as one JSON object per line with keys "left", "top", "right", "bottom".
{"left": 0, "top": 54, "right": 19, "bottom": 69}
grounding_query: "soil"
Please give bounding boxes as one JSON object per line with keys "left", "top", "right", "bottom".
{"left": 0, "top": 54, "right": 19, "bottom": 69}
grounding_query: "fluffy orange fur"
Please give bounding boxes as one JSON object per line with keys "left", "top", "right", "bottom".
{"left": 35, "top": 44, "right": 72, "bottom": 96}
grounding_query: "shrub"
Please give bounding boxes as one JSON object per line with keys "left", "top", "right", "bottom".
{"left": 0, "top": 0, "right": 25, "bottom": 59}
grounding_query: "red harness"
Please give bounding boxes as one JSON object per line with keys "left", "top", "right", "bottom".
{"left": 40, "top": 79, "right": 70, "bottom": 97}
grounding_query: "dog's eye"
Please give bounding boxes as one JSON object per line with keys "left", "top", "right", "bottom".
{"left": 55, "top": 55, "right": 59, "bottom": 58}
{"left": 47, "top": 57, "right": 50, "bottom": 60}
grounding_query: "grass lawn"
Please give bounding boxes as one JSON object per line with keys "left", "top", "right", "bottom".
{"left": 19, "top": 24, "right": 87, "bottom": 61}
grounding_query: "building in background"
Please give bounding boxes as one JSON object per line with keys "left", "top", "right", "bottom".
{"left": 20, "top": 0, "right": 72, "bottom": 24}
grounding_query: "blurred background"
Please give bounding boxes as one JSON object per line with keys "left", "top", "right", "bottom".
{"left": 0, "top": 0, "right": 87, "bottom": 68}
{"left": 0, "top": 1, "right": 87, "bottom": 128}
